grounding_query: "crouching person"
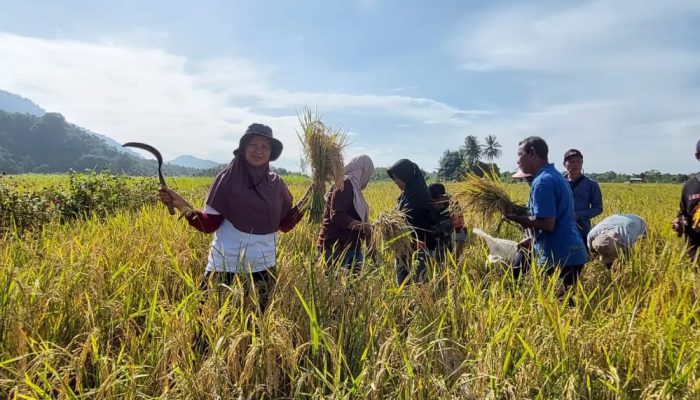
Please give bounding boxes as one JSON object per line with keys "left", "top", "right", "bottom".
{"left": 588, "top": 214, "right": 647, "bottom": 268}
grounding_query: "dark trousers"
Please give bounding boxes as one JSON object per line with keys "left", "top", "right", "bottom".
{"left": 688, "top": 243, "right": 700, "bottom": 264}
{"left": 511, "top": 249, "right": 584, "bottom": 290}
{"left": 200, "top": 269, "right": 276, "bottom": 313}
{"left": 322, "top": 247, "right": 364, "bottom": 273}
{"left": 396, "top": 249, "right": 428, "bottom": 285}
{"left": 433, "top": 242, "right": 453, "bottom": 265}
{"left": 577, "top": 226, "right": 590, "bottom": 252}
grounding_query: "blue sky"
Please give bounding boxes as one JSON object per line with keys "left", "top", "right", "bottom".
{"left": 1, "top": 0, "right": 699, "bottom": 173}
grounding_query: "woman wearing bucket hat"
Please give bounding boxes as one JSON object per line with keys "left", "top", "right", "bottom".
{"left": 159, "top": 123, "right": 312, "bottom": 313}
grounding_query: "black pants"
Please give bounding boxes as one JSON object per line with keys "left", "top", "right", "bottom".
{"left": 433, "top": 242, "right": 453, "bottom": 265}
{"left": 511, "top": 249, "right": 584, "bottom": 290}
{"left": 396, "top": 249, "right": 428, "bottom": 285}
{"left": 200, "top": 269, "right": 276, "bottom": 313}
{"left": 688, "top": 244, "right": 700, "bottom": 264}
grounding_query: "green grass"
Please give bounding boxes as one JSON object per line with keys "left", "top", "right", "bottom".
{"left": 1, "top": 177, "right": 698, "bottom": 399}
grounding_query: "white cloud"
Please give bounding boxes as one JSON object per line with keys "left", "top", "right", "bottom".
{"left": 0, "top": 32, "right": 484, "bottom": 171}
{"left": 451, "top": 0, "right": 700, "bottom": 173}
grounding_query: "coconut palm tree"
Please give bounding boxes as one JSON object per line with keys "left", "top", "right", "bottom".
{"left": 483, "top": 134, "right": 502, "bottom": 162}
{"left": 460, "top": 135, "right": 482, "bottom": 166}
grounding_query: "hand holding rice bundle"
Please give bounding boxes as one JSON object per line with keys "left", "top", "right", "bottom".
{"left": 298, "top": 108, "right": 348, "bottom": 223}
{"left": 370, "top": 209, "right": 414, "bottom": 259}
{"left": 453, "top": 173, "right": 529, "bottom": 223}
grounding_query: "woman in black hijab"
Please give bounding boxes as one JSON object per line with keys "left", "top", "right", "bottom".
{"left": 387, "top": 159, "right": 440, "bottom": 284}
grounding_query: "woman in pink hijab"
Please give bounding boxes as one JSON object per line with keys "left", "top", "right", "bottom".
{"left": 316, "top": 154, "right": 375, "bottom": 272}
{"left": 159, "top": 123, "right": 311, "bottom": 312}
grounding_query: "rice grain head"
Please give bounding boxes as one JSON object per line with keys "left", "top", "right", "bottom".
{"left": 452, "top": 173, "right": 529, "bottom": 223}
{"left": 371, "top": 209, "right": 414, "bottom": 258}
{"left": 298, "top": 108, "right": 348, "bottom": 223}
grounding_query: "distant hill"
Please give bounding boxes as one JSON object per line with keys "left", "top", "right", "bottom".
{"left": 0, "top": 90, "right": 45, "bottom": 116}
{"left": 0, "top": 89, "right": 144, "bottom": 158}
{"left": 86, "top": 130, "right": 142, "bottom": 158}
{"left": 169, "top": 155, "right": 220, "bottom": 169}
{"left": 0, "top": 110, "right": 208, "bottom": 176}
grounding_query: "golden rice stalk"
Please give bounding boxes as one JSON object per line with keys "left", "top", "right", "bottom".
{"left": 371, "top": 209, "right": 414, "bottom": 258}
{"left": 693, "top": 206, "right": 700, "bottom": 229}
{"left": 452, "top": 173, "right": 529, "bottom": 222}
{"left": 298, "top": 108, "right": 348, "bottom": 223}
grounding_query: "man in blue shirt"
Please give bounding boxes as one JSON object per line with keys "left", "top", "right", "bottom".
{"left": 506, "top": 137, "right": 589, "bottom": 291}
{"left": 563, "top": 149, "right": 603, "bottom": 248}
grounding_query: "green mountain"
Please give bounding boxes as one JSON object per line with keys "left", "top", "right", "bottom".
{"left": 0, "top": 90, "right": 219, "bottom": 175}
{"left": 169, "top": 155, "right": 221, "bottom": 169}
{"left": 0, "top": 110, "right": 206, "bottom": 176}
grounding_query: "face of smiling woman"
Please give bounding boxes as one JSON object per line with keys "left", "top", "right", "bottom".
{"left": 244, "top": 135, "right": 272, "bottom": 167}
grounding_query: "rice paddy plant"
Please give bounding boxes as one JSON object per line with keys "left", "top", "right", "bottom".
{"left": 0, "top": 176, "right": 698, "bottom": 399}
{"left": 453, "top": 173, "right": 529, "bottom": 229}
{"left": 370, "top": 209, "right": 414, "bottom": 259}
{"left": 297, "top": 108, "right": 347, "bottom": 224}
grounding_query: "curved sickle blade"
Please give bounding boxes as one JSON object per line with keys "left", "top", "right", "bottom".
{"left": 122, "top": 142, "right": 166, "bottom": 187}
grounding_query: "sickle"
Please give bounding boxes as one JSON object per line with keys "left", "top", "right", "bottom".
{"left": 122, "top": 142, "right": 175, "bottom": 214}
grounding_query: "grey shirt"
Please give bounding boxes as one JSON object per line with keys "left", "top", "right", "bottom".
{"left": 587, "top": 214, "right": 647, "bottom": 249}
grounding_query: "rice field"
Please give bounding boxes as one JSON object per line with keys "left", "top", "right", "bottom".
{"left": 1, "top": 176, "right": 699, "bottom": 399}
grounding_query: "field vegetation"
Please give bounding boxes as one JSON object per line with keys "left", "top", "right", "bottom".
{"left": 1, "top": 174, "right": 698, "bottom": 399}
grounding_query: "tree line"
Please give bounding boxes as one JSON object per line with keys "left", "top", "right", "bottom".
{"left": 434, "top": 134, "right": 695, "bottom": 183}
{"left": 436, "top": 134, "right": 503, "bottom": 180}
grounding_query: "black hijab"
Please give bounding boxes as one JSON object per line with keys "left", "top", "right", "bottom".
{"left": 388, "top": 159, "right": 438, "bottom": 246}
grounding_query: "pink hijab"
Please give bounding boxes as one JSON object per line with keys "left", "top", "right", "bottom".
{"left": 344, "top": 155, "right": 374, "bottom": 222}
{"left": 206, "top": 157, "right": 292, "bottom": 234}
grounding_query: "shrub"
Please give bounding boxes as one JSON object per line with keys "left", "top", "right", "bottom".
{"left": 0, "top": 170, "right": 158, "bottom": 234}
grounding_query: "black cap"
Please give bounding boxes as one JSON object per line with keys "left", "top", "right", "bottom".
{"left": 563, "top": 148, "right": 583, "bottom": 162}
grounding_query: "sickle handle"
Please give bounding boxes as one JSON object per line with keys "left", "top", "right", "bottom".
{"left": 162, "top": 185, "right": 176, "bottom": 215}
{"left": 157, "top": 170, "right": 175, "bottom": 215}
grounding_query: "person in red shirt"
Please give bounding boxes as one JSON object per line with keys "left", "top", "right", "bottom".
{"left": 159, "top": 123, "right": 311, "bottom": 312}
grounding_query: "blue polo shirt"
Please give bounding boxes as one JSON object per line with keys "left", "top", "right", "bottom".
{"left": 529, "top": 164, "right": 589, "bottom": 268}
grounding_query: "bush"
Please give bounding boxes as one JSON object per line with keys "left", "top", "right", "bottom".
{"left": 0, "top": 170, "right": 158, "bottom": 234}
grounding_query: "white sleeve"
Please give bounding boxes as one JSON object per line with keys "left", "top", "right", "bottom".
{"left": 203, "top": 204, "right": 221, "bottom": 215}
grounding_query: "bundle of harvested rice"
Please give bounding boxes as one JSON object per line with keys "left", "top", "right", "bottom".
{"left": 453, "top": 173, "right": 529, "bottom": 222}
{"left": 298, "top": 108, "right": 347, "bottom": 223}
{"left": 371, "top": 209, "right": 414, "bottom": 258}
